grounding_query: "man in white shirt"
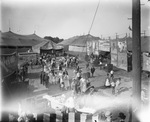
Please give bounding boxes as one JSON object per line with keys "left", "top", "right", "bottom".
{"left": 104, "top": 74, "right": 111, "bottom": 88}
{"left": 110, "top": 70, "right": 114, "bottom": 78}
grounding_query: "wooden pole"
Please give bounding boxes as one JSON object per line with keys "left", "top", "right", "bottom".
{"left": 132, "top": 0, "right": 141, "bottom": 121}
{"left": 16, "top": 46, "right": 19, "bottom": 82}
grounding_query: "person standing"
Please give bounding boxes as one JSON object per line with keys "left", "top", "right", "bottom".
{"left": 111, "top": 79, "right": 116, "bottom": 95}
{"left": 43, "top": 72, "right": 46, "bottom": 86}
{"left": 110, "top": 70, "right": 114, "bottom": 79}
{"left": 51, "top": 67, "right": 55, "bottom": 76}
{"left": 74, "top": 79, "right": 80, "bottom": 94}
{"left": 58, "top": 64, "right": 62, "bottom": 71}
{"left": 40, "top": 71, "right": 44, "bottom": 84}
{"left": 114, "top": 78, "right": 121, "bottom": 95}
{"left": 48, "top": 72, "right": 52, "bottom": 85}
{"left": 90, "top": 66, "right": 95, "bottom": 77}
{"left": 104, "top": 73, "right": 111, "bottom": 88}
{"left": 99, "top": 61, "right": 103, "bottom": 70}
{"left": 118, "top": 112, "right": 126, "bottom": 122}
{"left": 63, "top": 69, "right": 68, "bottom": 75}
{"left": 71, "top": 79, "right": 76, "bottom": 91}
{"left": 76, "top": 65, "right": 80, "bottom": 72}
{"left": 63, "top": 74, "right": 70, "bottom": 90}
{"left": 76, "top": 71, "right": 81, "bottom": 80}
{"left": 86, "top": 62, "right": 89, "bottom": 69}
{"left": 80, "top": 78, "right": 87, "bottom": 93}
{"left": 45, "top": 74, "right": 49, "bottom": 88}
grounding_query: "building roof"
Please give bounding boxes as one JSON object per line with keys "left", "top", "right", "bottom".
{"left": 0, "top": 31, "right": 55, "bottom": 48}
{"left": 59, "top": 34, "right": 100, "bottom": 47}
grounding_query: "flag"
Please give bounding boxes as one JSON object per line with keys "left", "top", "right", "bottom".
{"left": 128, "top": 26, "right": 132, "bottom": 31}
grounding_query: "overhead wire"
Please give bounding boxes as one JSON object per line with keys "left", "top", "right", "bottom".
{"left": 81, "top": 0, "right": 100, "bottom": 56}
{"left": 88, "top": 0, "right": 100, "bottom": 35}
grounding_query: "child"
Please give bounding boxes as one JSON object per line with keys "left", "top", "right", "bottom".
{"left": 99, "top": 61, "right": 103, "bottom": 70}
{"left": 104, "top": 77, "right": 111, "bottom": 88}
{"left": 60, "top": 82, "right": 65, "bottom": 90}
{"left": 110, "top": 70, "right": 114, "bottom": 79}
{"left": 91, "top": 66, "right": 95, "bottom": 77}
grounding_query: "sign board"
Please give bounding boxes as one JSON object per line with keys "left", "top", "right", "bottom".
{"left": 117, "top": 40, "right": 127, "bottom": 70}
{"left": 18, "top": 52, "right": 38, "bottom": 67}
{"left": 110, "top": 38, "right": 128, "bottom": 71}
{"left": 117, "top": 41, "right": 127, "bottom": 53}
{"left": 99, "top": 40, "right": 110, "bottom": 52}
{"left": 118, "top": 53, "right": 127, "bottom": 70}
{"left": 18, "top": 52, "right": 38, "bottom": 61}
{"left": 87, "top": 39, "right": 110, "bottom": 55}
{"left": 110, "top": 41, "right": 117, "bottom": 54}
{"left": 111, "top": 54, "right": 117, "bottom": 67}
{"left": 86, "top": 41, "right": 93, "bottom": 55}
{"left": 93, "top": 41, "right": 99, "bottom": 55}
{"left": 142, "top": 53, "right": 150, "bottom": 71}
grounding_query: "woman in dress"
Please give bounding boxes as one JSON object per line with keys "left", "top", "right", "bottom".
{"left": 48, "top": 72, "right": 53, "bottom": 85}
{"left": 63, "top": 74, "right": 70, "bottom": 90}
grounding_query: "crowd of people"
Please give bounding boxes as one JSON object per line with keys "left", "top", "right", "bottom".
{"left": 38, "top": 53, "right": 98, "bottom": 96}
{"left": 39, "top": 54, "right": 80, "bottom": 90}
{"left": 104, "top": 69, "right": 121, "bottom": 95}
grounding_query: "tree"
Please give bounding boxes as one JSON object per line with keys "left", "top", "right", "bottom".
{"left": 44, "top": 36, "right": 64, "bottom": 44}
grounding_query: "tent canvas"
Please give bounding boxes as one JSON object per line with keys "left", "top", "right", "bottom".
{"left": 0, "top": 52, "right": 17, "bottom": 78}
{"left": 68, "top": 34, "right": 100, "bottom": 53}
{"left": 1, "top": 31, "right": 55, "bottom": 49}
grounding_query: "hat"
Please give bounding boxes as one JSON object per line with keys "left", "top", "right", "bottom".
{"left": 118, "top": 112, "right": 126, "bottom": 119}
{"left": 105, "top": 111, "right": 112, "bottom": 117}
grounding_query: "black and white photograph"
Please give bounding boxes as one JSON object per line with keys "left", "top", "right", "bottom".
{"left": 0, "top": 0, "right": 150, "bottom": 121}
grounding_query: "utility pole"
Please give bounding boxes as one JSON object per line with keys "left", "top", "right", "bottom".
{"left": 132, "top": 0, "right": 141, "bottom": 122}
{"left": 16, "top": 46, "right": 19, "bottom": 82}
{"left": 141, "top": 30, "right": 146, "bottom": 38}
{"left": 143, "top": 30, "right": 146, "bottom": 37}
{"left": 9, "top": 19, "right": 11, "bottom": 31}
{"left": 116, "top": 33, "right": 118, "bottom": 39}
{"left": 115, "top": 33, "right": 119, "bottom": 67}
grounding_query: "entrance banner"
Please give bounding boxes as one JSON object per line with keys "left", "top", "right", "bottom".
{"left": 0, "top": 52, "right": 17, "bottom": 77}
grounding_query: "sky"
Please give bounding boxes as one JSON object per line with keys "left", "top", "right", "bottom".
{"left": 1, "top": 0, "right": 150, "bottom": 39}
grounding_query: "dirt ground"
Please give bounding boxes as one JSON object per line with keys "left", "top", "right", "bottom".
{"left": 2, "top": 54, "right": 150, "bottom": 122}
